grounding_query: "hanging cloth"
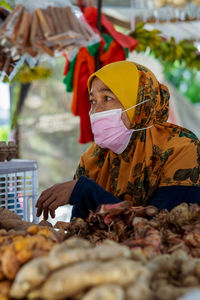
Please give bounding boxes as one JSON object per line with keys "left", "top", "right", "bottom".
{"left": 63, "top": 5, "right": 138, "bottom": 143}
{"left": 100, "top": 39, "right": 127, "bottom": 66}
{"left": 63, "top": 54, "right": 77, "bottom": 93}
{"left": 71, "top": 46, "right": 98, "bottom": 143}
{"left": 83, "top": 6, "right": 138, "bottom": 50}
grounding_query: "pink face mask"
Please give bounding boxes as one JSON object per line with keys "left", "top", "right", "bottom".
{"left": 89, "top": 100, "right": 153, "bottom": 154}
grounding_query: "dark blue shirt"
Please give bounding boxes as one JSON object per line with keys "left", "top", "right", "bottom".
{"left": 69, "top": 175, "right": 200, "bottom": 220}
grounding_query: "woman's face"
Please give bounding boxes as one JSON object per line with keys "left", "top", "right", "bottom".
{"left": 90, "top": 77, "right": 132, "bottom": 129}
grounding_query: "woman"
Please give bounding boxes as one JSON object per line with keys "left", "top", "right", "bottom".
{"left": 36, "top": 61, "right": 200, "bottom": 220}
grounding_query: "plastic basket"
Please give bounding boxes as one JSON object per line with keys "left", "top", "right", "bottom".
{"left": 0, "top": 159, "right": 38, "bottom": 223}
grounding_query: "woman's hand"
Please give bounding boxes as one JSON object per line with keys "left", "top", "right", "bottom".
{"left": 35, "top": 179, "right": 78, "bottom": 220}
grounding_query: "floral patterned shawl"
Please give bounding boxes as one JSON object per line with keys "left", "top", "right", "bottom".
{"left": 74, "top": 62, "right": 200, "bottom": 206}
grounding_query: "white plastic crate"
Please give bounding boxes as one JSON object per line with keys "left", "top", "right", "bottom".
{"left": 0, "top": 159, "right": 38, "bottom": 223}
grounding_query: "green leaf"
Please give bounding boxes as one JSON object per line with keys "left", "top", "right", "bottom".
{"left": 0, "top": 0, "right": 12, "bottom": 10}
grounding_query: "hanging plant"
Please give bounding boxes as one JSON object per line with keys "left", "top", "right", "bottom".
{"left": 13, "top": 65, "right": 52, "bottom": 83}
{"left": 0, "top": 0, "right": 12, "bottom": 10}
{"left": 130, "top": 22, "right": 200, "bottom": 70}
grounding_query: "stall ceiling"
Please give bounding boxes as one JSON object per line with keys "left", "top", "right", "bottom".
{"left": 70, "top": 0, "right": 200, "bottom": 43}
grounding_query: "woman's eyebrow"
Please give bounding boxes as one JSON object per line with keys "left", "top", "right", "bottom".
{"left": 99, "top": 87, "right": 113, "bottom": 93}
{"left": 89, "top": 87, "right": 114, "bottom": 97}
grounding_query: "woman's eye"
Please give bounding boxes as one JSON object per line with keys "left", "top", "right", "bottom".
{"left": 89, "top": 99, "right": 94, "bottom": 105}
{"left": 105, "top": 96, "right": 112, "bottom": 101}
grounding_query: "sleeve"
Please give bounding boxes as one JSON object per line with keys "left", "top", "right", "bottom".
{"left": 69, "top": 175, "right": 121, "bottom": 219}
{"left": 149, "top": 186, "right": 200, "bottom": 211}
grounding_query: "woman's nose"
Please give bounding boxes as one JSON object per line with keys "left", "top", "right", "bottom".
{"left": 90, "top": 103, "right": 105, "bottom": 114}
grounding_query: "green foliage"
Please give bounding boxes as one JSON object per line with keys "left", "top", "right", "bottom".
{"left": 164, "top": 62, "right": 200, "bottom": 104}
{"left": 0, "top": 0, "right": 12, "bottom": 10}
{"left": 130, "top": 22, "right": 200, "bottom": 70}
{"left": 131, "top": 22, "right": 161, "bottom": 53}
{"left": 0, "top": 126, "right": 10, "bottom": 141}
{"left": 130, "top": 22, "right": 200, "bottom": 104}
{"left": 13, "top": 65, "right": 52, "bottom": 83}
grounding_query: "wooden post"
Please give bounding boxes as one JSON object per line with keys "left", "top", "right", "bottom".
{"left": 11, "top": 82, "right": 31, "bottom": 157}
{"left": 97, "top": 0, "right": 102, "bottom": 32}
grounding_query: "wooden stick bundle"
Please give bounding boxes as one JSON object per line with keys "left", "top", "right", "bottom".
{"left": 43, "top": 8, "right": 56, "bottom": 36}
{"left": 48, "top": 6, "right": 62, "bottom": 34}
{"left": 36, "top": 8, "right": 52, "bottom": 39}
{"left": 3, "top": 4, "right": 24, "bottom": 42}
{"left": 0, "top": 4, "right": 94, "bottom": 59}
{"left": 16, "top": 11, "right": 32, "bottom": 46}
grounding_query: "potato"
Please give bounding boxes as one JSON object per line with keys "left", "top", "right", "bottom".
{"left": 0, "top": 218, "right": 27, "bottom": 231}
{"left": 0, "top": 208, "right": 22, "bottom": 221}
{"left": 82, "top": 284, "right": 125, "bottom": 300}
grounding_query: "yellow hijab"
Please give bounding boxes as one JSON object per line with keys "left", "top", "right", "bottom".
{"left": 75, "top": 61, "right": 200, "bottom": 206}
{"left": 88, "top": 61, "right": 139, "bottom": 122}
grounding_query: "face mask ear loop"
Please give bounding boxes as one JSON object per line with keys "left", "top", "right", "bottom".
{"left": 132, "top": 124, "right": 154, "bottom": 132}
{"left": 131, "top": 105, "right": 157, "bottom": 132}
{"left": 122, "top": 99, "right": 151, "bottom": 114}
{"left": 89, "top": 106, "right": 96, "bottom": 116}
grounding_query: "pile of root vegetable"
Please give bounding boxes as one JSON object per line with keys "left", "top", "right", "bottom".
{"left": 1, "top": 202, "right": 200, "bottom": 300}
{"left": 59, "top": 201, "right": 200, "bottom": 258}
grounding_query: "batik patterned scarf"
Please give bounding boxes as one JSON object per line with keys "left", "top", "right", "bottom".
{"left": 75, "top": 61, "right": 200, "bottom": 206}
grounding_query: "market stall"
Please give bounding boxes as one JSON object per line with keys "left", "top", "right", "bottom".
{"left": 1, "top": 1, "right": 200, "bottom": 300}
